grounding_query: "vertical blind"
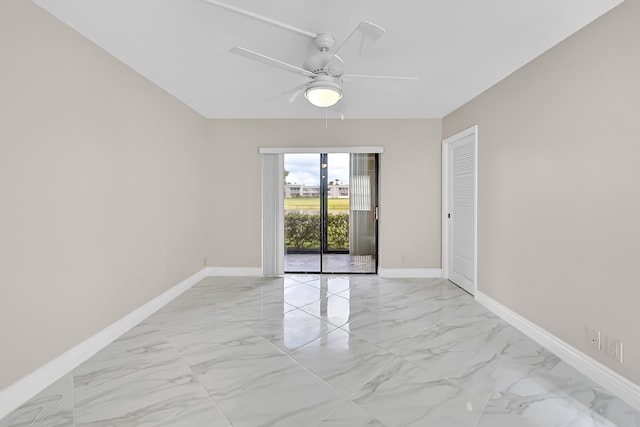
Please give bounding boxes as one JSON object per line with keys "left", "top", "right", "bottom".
{"left": 351, "top": 175, "right": 371, "bottom": 212}
{"left": 262, "top": 153, "right": 284, "bottom": 277}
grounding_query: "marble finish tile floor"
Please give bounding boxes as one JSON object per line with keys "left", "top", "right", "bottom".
{"left": 2, "top": 275, "right": 639, "bottom": 426}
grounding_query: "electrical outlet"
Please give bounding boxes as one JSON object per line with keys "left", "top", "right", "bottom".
{"left": 586, "top": 326, "right": 601, "bottom": 350}
{"left": 605, "top": 336, "right": 623, "bottom": 363}
{"left": 203, "top": 258, "right": 207, "bottom": 267}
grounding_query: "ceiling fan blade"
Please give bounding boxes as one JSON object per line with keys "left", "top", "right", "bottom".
{"left": 201, "top": 0, "right": 317, "bottom": 39}
{"left": 341, "top": 74, "right": 418, "bottom": 89}
{"left": 329, "top": 98, "right": 347, "bottom": 120}
{"left": 231, "top": 47, "right": 316, "bottom": 78}
{"left": 265, "top": 84, "right": 308, "bottom": 103}
{"left": 288, "top": 88, "right": 305, "bottom": 103}
{"left": 324, "top": 21, "right": 385, "bottom": 71}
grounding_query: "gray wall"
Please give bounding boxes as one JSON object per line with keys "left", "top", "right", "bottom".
{"left": 0, "top": 1, "right": 209, "bottom": 389}
{"left": 204, "top": 119, "right": 443, "bottom": 271}
{"left": 443, "top": 0, "right": 640, "bottom": 384}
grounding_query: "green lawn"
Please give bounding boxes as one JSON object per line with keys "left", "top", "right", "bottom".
{"left": 285, "top": 197, "right": 349, "bottom": 212}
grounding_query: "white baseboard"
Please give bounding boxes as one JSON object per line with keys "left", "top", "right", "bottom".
{"left": 205, "top": 266, "right": 263, "bottom": 276}
{"left": 475, "top": 290, "right": 640, "bottom": 411}
{"left": 377, "top": 268, "right": 442, "bottom": 278}
{"left": 0, "top": 267, "right": 208, "bottom": 421}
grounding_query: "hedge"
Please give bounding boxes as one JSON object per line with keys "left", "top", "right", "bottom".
{"left": 285, "top": 212, "right": 349, "bottom": 250}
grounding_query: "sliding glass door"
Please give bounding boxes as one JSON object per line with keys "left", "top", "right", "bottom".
{"left": 283, "top": 153, "right": 321, "bottom": 272}
{"left": 284, "top": 152, "right": 378, "bottom": 274}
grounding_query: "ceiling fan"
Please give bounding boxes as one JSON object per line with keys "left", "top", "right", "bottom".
{"left": 201, "top": 0, "right": 417, "bottom": 110}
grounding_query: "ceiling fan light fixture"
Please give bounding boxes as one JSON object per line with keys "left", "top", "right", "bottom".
{"left": 304, "top": 80, "right": 343, "bottom": 108}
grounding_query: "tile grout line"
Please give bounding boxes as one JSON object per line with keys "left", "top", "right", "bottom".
{"left": 155, "top": 327, "right": 235, "bottom": 427}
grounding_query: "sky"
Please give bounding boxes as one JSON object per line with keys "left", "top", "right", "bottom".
{"left": 284, "top": 153, "right": 350, "bottom": 186}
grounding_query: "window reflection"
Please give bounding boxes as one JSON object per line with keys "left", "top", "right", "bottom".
{"left": 282, "top": 276, "right": 354, "bottom": 349}
{"left": 319, "top": 276, "right": 352, "bottom": 334}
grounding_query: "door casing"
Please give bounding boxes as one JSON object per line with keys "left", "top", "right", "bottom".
{"left": 442, "top": 126, "right": 478, "bottom": 294}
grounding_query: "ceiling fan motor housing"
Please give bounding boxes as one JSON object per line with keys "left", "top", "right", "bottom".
{"left": 314, "top": 32, "right": 335, "bottom": 50}
{"left": 303, "top": 52, "right": 344, "bottom": 76}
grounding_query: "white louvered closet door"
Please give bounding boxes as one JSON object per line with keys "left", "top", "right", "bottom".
{"left": 448, "top": 134, "right": 476, "bottom": 294}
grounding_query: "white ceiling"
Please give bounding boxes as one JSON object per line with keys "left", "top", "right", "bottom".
{"left": 33, "top": 0, "right": 623, "bottom": 119}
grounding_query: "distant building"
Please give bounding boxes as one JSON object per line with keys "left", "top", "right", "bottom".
{"left": 328, "top": 185, "right": 350, "bottom": 198}
{"left": 285, "top": 184, "right": 349, "bottom": 198}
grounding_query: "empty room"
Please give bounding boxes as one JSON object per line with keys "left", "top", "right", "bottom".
{"left": 1, "top": 0, "right": 639, "bottom": 425}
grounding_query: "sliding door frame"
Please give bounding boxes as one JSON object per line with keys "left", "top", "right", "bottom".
{"left": 259, "top": 146, "right": 384, "bottom": 276}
